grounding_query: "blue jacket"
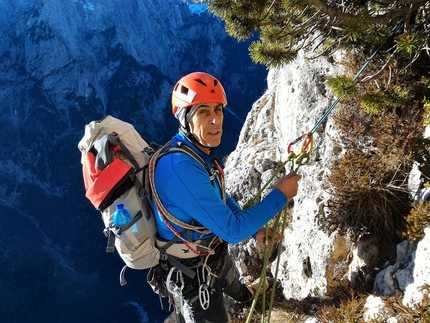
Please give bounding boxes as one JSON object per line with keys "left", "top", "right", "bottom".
{"left": 153, "top": 132, "right": 287, "bottom": 244}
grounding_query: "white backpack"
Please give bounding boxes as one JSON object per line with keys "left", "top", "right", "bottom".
{"left": 78, "top": 115, "right": 220, "bottom": 286}
{"left": 78, "top": 115, "right": 159, "bottom": 285}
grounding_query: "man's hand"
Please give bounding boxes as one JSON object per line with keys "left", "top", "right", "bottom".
{"left": 275, "top": 171, "right": 301, "bottom": 201}
{"left": 255, "top": 227, "right": 281, "bottom": 245}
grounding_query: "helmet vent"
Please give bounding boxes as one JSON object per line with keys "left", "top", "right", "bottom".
{"left": 180, "top": 85, "right": 189, "bottom": 95}
{"left": 195, "top": 79, "right": 207, "bottom": 86}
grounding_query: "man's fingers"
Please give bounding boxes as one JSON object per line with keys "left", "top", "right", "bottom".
{"left": 285, "top": 171, "right": 294, "bottom": 178}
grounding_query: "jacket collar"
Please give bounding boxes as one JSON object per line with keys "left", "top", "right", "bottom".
{"left": 172, "top": 132, "right": 217, "bottom": 164}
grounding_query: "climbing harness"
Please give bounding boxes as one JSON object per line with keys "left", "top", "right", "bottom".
{"left": 197, "top": 249, "right": 223, "bottom": 310}
{"left": 246, "top": 18, "right": 404, "bottom": 323}
{"left": 150, "top": 139, "right": 229, "bottom": 318}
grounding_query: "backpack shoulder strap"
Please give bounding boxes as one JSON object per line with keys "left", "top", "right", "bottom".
{"left": 160, "top": 142, "right": 211, "bottom": 175}
{"left": 162, "top": 142, "right": 225, "bottom": 200}
{"left": 148, "top": 141, "right": 222, "bottom": 258}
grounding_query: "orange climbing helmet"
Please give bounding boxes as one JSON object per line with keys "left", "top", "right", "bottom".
{"left": 172, "top": 72, "right": 227, "bottom": 112}
{"left": 172, "top": 72, "right": 227, "bottom": 128}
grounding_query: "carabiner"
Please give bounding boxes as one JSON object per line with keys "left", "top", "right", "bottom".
{"left": 198, "top": 284, "right": 210, "bottom": 310}
{"left": 286, "top": 133, "right": 313, "bottom": 173}
{"left": 287, "top": 132, "right": 313, "bottom": 155}
{"left": 295, "top": 152, "right": 311, "bottom": 167}
{"left": 166, "top": 267, "right": 184, "bottom": 315}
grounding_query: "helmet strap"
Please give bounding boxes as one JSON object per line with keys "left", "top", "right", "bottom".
{"left": 181, "top": 129, "right": 215, "bottom": 155}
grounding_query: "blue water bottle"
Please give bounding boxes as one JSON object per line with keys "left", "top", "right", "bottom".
{"left": 113, "top": 203, "right": 131, "bottom": 226}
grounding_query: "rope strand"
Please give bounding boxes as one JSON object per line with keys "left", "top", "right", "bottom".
{"left": 149, "top": 142, "right": 217, "bottom": 256}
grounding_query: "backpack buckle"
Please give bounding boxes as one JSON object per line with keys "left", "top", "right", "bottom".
{"left": 139, "top": 187, "right": 149, "bottom": 199}
{"left": 104, "top": 228, "right": 115, "bottom": 253}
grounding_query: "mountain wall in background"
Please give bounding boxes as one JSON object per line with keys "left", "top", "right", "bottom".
{"left": 0, "top": 1, "right": 266, "bottom": 322}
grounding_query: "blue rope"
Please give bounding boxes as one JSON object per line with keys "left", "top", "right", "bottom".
{"left": 309, "top": 18, "right": 404, "bottom": 135}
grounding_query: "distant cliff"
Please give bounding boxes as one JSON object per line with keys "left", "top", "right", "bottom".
{"left": 0, "top": 1, "right": 266, "bottom": 322}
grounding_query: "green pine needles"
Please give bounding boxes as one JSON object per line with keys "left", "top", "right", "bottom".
{"left": 249, "top": 41, "right": 297, "bottom": 68}
{"left": 326, "top": 75, "right": 357, "bottom": 98}
{"left": 397, "top": 32, "right": 427, "bottom": 57}
{"left": 202, "top": 0, "right": 430, "bottom": 68}
{"left": 400, "top": 201, "right": 430, "bottom": 243}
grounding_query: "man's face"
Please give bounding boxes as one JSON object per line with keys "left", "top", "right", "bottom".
{"left": 189, "top": 102, "right": 223, "bottom": 154}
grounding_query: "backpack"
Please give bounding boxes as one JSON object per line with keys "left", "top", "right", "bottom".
{"left": 78, "top": 115, "right": 222, "bottom": 286}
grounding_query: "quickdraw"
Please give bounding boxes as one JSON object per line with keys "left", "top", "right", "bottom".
{"left": 287, "top": 132, "right": 313, "bottom": 173}
{"left": 287, "top": 132, "right": 313, "bottom": 156}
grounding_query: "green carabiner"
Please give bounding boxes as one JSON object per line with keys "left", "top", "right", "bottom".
{"left": 295, "top": 152, "right": 311, "bottom": 171}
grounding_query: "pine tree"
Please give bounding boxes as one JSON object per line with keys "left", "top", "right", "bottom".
{"left": 200, "top": 0, "right": 430, "bottom": 68}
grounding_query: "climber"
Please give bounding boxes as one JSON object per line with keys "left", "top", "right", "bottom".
{"left": 152, "top": 71, "right": 301, "bottom": 323}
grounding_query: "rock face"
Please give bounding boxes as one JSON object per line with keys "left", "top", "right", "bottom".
{"left": 225, "top": 49, "right": 353, "bottom": 300}
{"left": 224, "top": 47, "right": 430, "bottom": 317}
{"left": 403, "top": 227, "right": 430, "bottom": 306}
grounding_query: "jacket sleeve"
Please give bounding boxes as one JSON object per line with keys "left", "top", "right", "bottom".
{"left": 225, "top": 193, "right": 242, "bottom": 214}
{"left": 156, "top": 154, "right": 287, "bottom": 244}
